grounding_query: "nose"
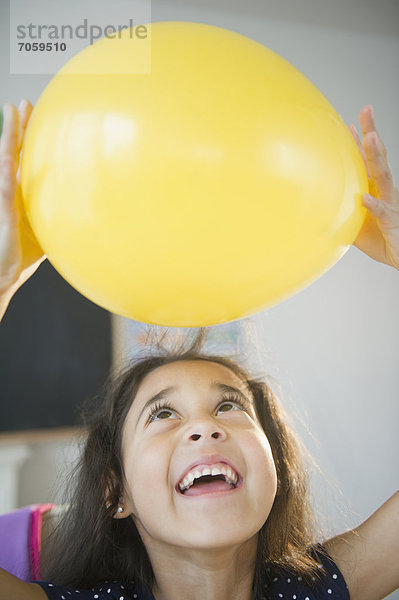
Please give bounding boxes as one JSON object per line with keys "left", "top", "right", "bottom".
{"left": 187, "top": 416, "right": 227, "bottom": 442}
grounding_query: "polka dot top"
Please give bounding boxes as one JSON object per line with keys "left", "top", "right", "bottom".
{"left": 33, "top": 544, "right": 349, "bottom": 600}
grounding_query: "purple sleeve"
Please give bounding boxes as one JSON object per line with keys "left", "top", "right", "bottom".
{"left": 0, "top": 506, "right": 31, "bottom": 580}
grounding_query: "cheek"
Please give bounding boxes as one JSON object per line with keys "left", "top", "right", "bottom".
{"left": 245, "top": 428, "right": 278, "bottom": 508}
{"left": 123, "top": 438, "right": 171, "bottom": 516}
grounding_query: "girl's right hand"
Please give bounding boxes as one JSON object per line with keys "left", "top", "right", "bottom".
{"left": 0, "top": 100, "right": 46, "bottom": 300}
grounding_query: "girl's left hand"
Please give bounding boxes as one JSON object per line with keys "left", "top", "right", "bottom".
{"left": 349, "top": 105, "right": 399, "bottom": 269}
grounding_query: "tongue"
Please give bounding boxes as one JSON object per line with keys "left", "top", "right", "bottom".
{"left": 184, "top": 479, "right": 234, "bottom": 496}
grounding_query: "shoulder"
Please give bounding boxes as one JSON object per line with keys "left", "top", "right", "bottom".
{"left": 268, "top": 545, "right": 350, "bottom": 600}
{"left": 32, "top": 579, "right": 154, "bottom": 600}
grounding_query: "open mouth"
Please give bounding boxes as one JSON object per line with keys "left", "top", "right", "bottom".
{"left": 176, "top": 463, "right": 242, "bottom": 496}
{"left": 179, "top": 474, "right": 241, "bottom": 496}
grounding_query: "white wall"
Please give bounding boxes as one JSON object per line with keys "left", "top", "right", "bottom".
{"left": 1, "top": 0, "right": 398, "bottom": 597}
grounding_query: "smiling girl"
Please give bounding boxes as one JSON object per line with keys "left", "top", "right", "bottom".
{"left": 0, "top": 100, "right": 398, "bottom": 600}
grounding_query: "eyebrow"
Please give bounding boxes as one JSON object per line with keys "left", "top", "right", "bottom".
{"left": 136, "top": 381, "right": 252, "bottom": 427}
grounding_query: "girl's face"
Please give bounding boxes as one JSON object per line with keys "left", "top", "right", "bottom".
{"left": 121, "top": 360, "right": 277, "bottom": 550}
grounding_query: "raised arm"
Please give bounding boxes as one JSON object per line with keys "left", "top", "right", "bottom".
{"left": 0, "top": 100, "right": 46, "bottom": 321}
{"left": 323, "top": 107, "right": 399, "bottom": 599}
{"left": 324, "top": 491, "right": 399, "bottom": 600}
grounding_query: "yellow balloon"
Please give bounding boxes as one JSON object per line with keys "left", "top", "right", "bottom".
{"left": 21, "top": 21, "right": 368, "bottom": 327}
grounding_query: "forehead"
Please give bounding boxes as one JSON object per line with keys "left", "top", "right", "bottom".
{"left": 136, "top": 359, "right": 250, "bottom": 398}
{"left": 121, "top": 360, "right": 255, "bottom": 443}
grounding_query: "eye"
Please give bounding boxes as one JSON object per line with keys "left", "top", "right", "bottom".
{"left": 216, "top": 392, "right": 249, "bottom": 414}
{"left": 146, "top": 391, "right": 251, "bottom": 424}
{"left": 147, "top": 400, "right": 178, "bottom": 424}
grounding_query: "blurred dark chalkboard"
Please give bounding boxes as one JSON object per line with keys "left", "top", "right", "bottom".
{"left": 0, "top": 260, "right": 112, "bottom": 432}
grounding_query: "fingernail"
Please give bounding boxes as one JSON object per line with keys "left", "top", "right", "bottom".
{"left": 368, "top": 105, "right": 374, "bottom": 118}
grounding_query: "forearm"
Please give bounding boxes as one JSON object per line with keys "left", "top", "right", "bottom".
{"left": 324, "top": 490, "right": 399, "bottom": 600}
{"left": 0, "top": 568, "right": 47, "bottom": 599}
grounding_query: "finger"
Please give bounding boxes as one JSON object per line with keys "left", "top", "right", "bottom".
{"left": 0, "top": 104, "right": 19, "bottom": 164}
{"left": 0, "top": 155, "right": 19, "bottom": 225}
{"left": 349, "top": 123, "right": 372, "bottom": 179}
{"left": 359, "top": 105, "right": 377, "bottom": 137}
{"left": 359, "top": 104, "right": 388, "bottom": 162}
{"left": 362, "top": 191, "right": 399, "bottom": 237}
{"left": 362, "top": 193, "right": 387, "bottom": 220}
{"left": 363, "top": 130, "right": 396, "bottom": 202}
{"left": 17, "top": 99, "right": 33, "bottom": 154}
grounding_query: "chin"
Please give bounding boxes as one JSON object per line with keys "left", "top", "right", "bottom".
{"left": 173, "top": 520, "right": 262, "bottom": 551}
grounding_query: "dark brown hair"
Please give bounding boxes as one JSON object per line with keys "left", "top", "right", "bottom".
{"left": 42, "top": 327, "right": 325, "bottom": 598}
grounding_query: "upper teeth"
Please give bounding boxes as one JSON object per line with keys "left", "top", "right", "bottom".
{"left": 178, "top": 462, "right": 238, "bottom": 492}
